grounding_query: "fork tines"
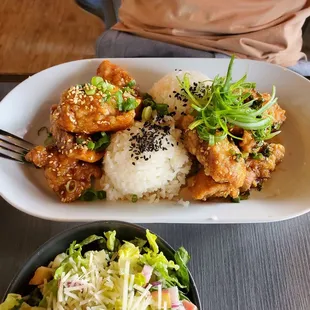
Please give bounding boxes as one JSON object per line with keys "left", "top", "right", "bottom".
{"left": 0, "top": 129, "right": 34, "bottom": 163}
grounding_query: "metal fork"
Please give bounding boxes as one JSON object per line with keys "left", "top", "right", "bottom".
{"left": 0, "top": 129, "right": 34, "bottom": 163}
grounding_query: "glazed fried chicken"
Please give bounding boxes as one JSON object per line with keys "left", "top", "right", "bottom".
{"left": 181, "top": 115, "right": 246, "bottom": 189}
{"left": 97, "top": 60, "right": 134, "bottom": 88}
{"left": 251, "top": 91, "right": 286, "bottom": 126}
{"left": 25, "top": 146, "right": 101, "bottom": 202}
{"left": 241, "top": 143, "right": 285, "bottom": 192}
{"left": 52, "top": 85, "right": 137, "bottom": 134}
{"left": 180, "top": 113, "right": 285, "bottom": 201}
{"left": 190, "top": 169, "right": 239, "bottom": 200}
{"left": 50, "top": 105, "right": 104, "bottom": 163}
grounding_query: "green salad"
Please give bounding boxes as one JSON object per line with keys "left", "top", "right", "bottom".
{"left": 0, "top": 230, "right": 198, "bottom": 310}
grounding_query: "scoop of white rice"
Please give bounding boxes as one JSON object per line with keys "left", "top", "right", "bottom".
{"left": 101, "top": 118, "right": 191, "bottom": 202}
{"left": 149, "top": 70, "right": 211, "bottom": 121}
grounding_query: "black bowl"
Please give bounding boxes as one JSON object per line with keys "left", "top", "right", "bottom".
{"left": 2, "top": 221, "right": 201, "bottom": 309}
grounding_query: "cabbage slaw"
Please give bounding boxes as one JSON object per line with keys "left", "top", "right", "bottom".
{"left": 0, "top": 230, "right": 197, "bottom": 310}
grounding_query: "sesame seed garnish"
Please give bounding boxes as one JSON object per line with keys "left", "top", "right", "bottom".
{"left": 129, "top": 122, "right": 172, "bottom": 162}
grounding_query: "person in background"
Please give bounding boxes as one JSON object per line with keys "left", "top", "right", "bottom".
{"left": 111, "top": 0, "right": 310, "bottom": 68}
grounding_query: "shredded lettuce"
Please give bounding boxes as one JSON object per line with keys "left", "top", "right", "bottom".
{"left": 174, "top": 247, "right": 191, "bottom": 289}
{"left": 118, "top": 241, "right": 140, "bottom": 271}
{"left": 134, "top": 273, "right": 146, "bottom": 286}
{"left": 146, "top": 229, "right": 159, "bottom": 254}
{"left": 104, "top": 230, "right": 116, "bottom": 251}
{"left": 0, "top": 294, "right": 23, "bottom": 310}
{"left": 1, "top": 230, "right": 195, "bottom": 309}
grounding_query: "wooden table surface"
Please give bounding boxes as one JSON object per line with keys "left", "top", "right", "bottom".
{"left": 0, "top": 0, "right": 104, "bottom": 76}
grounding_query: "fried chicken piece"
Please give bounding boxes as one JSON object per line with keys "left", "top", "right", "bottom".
{"left": 97, "top": 60, "right": 133, "bottom": 88}
{"left": 239, "top": 130, "right": 256, "bottom": 153}
{"left": 251, "top": 91, "right": 286, "bottom": 126}
{"left": 208, "top": 138, "right": 246, "bottom": 188}
{"left": 52, "top": 85, "right": 138, "bottom": 134}
{"left": 25, "top": 146, "right": 102, "bottom": 202}
{"left": 50, "top": 105, "right": 104, "bottom": 163}
{"left": 247, "top": 143, "right": 285, "bottom": 179}
{"left": 240, "top": 143, "right": 285, "bottom": 191}
{"left": 240, "top": 168, "right": 257, "bottom": 192}
{"left": 190, "top": 169, "right": 239, "bottom": 200}
{"left": 26, "top": 145, "right": 49, "bottom": 167}
{"left": 181, "top": 116, "right": 246, "bottom": 188}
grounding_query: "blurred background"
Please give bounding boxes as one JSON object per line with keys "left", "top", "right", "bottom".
{"left": 0, "top": 0, "right": 104, "bottom": 78}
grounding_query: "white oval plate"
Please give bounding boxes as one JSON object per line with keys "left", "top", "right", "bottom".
{"left": 0, "top": 58, "right": 309, "bottom": 223}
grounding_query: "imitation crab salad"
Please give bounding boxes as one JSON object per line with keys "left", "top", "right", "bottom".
{"left": 0, "top": 230, "right": 197, "bottom": 310}
{"left": 25, "top": 56, "right": 286, "bottom": 204}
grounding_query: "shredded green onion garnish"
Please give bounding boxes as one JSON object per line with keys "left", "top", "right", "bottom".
{"left": 131, "top": 194, "right": 138, "bottom": 203}
{"left": 80, "top": 189, "right": 106, "bottom": 201}
{"left": 177, "top": 55, "right": 279, "bottom": 145}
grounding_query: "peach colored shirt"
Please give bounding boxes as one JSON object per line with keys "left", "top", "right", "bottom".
{"left": 113, "top": 0, "right": 310, "bottom": 66}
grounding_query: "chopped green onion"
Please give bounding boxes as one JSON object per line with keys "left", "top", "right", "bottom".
{"left": 44, "top": 133, "right": 55, "bottom": 147}
{"left": 142, "top": 93, "right": 157, "bottom": 109}
{"left": 101, "top": 93, "right": 111, "bottom": 104}
{"left": 97, "top": 81, "right": 114, "bottom": 92}
{"left": 91, "top": 76, "right": 104, "bottom": 87}
{"left": 142, "top": 106, "right": 153, "bottom": 121}
{"left": 188, "top": 119, "right": 204, "bottom": 130}
{"left": 87, "top": 141, "right": 95, "bottom": 150}
{"left": 85, "top": 87, "right": 96, "bottom": 96}
{"left": 127, "top": 80, "right": 136, "bottom": 88}
{"left": 231, "top": 197, "right": 240, "bottom": 203}
{"left": 65, "top": 180, "right": 77, "bottom": 193}
{"left": 94, "top": 132, "right": 110, "bottom": 151}
{"left": 251, "top": 152, "right": 264, "bottom": 160}
{"left": 115, "top": 90, "right": 124, "bottom": 111}
{"left": 226, "top": 116, "right": 272, "bottom": 130}
{"left": 97, "top": 191, "right": 106, "bottom": 200}
{"left": 76, "top": 137, "right": 84, "bottom": 144}
{"left": 80, "top": 189, "right": 106, "bottom": 201}
{"left": 261, "top": 145, "right": 271, "bottom": 157}
{"left": 231, "top": 191, "right": 250, "bottom": 203}
{"left": 131, "top": 194, "right": 138, "bottom": 203}
{"left": 156, "top": 103, "right": 169, "bottom": 116}
{"left": 123, "top": 97, "right": 138, "bottom": 111}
